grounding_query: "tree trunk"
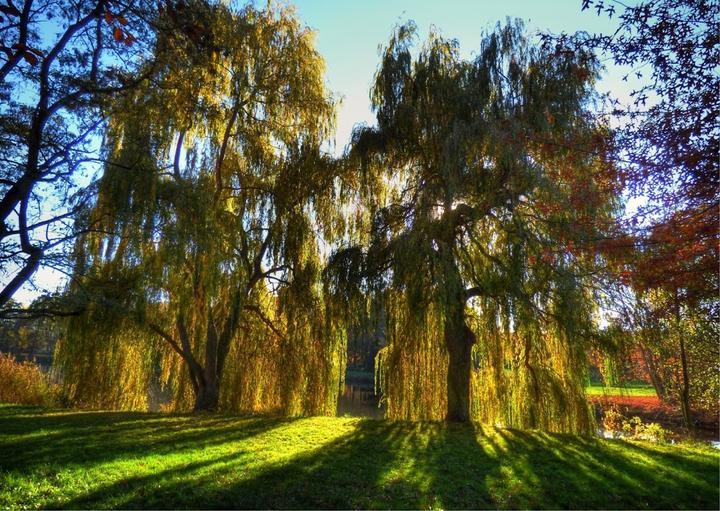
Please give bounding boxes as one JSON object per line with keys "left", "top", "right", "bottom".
{"left": 172, "top": 315, "right": 221, "bottom": 413}
{"left": 193, "top": 314, "right": 222, "bottom": 412}
{"left": 678, "top": 334, "right": 693, "bottom": 434}
{"left": 638, "top": 340, "right": 666, "bottom": 400}
{"left": 445, "top": 317, "right": 475, "bottom": 422}
{"left": 436, "top": 219, "right": 476, "bottom": 423}
{"left": 193, "top": 378, "right": 219, "bottom": 412}
{"left": 673, "top": 293, "right": 693, "bottom": 434}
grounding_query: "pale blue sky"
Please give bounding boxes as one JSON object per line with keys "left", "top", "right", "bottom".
{"left": 290, "top": 0, "right": 626, "bottom": 154}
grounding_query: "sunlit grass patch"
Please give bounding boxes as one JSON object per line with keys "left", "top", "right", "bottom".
{"left": 585, "top": 383, "right": 658, "bottom": 397}
{"left": 0, "top": 404, "right": 716, "bottom": 509}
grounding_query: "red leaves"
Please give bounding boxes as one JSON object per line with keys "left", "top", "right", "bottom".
{"left": 527, "top": 250, "right": 558, "bottom": 267}
{"left": 540, "top": 250, "right": 555, "bottom": 264}
{"left": 104, "top": 9, "right": 135, "bottom": 47}
{"left": 21, "top": 51, "right": 37, "bottom": 65}
{"left": 566, "top": 239, "right": 578, "bottom": 257}
{"left": 1, "top": 43, "right": 44, "bottom": 66}
{"left": 618, "top": 270, "right": 632, "bottom": 285}
{"left": 3, "top": 7, "right": 135, "bottom": 62}
{"left": 113, "top": 28, "right": 135, "bottom": 46}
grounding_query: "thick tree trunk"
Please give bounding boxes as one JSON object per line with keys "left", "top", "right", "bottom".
{"left": 445, "top": 317, "right": 475, "bottom": 422}
{"left": 152, "top": 314, "right": 228, "bottom": 413}
{"left": 192, "top": 315, "right": 223, "bottom": 412}
{"left": 436, "top": 217, "right": 476, "bottom": 423}
{"left": 193, "top": 378, "right": 220, "bottom": 412}
{"left": 445, "top": 324, "right": 474, "bottom": 422}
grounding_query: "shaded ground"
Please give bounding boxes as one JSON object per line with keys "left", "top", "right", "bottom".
{"left": 0, "top": 405, "right": 718, "bottom": 509}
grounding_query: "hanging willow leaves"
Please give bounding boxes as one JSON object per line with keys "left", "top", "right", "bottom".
{"left": 56, "top": 1, "right": 345, "bottom": 414}
{"left": 326, "top": 20, "right": 620, "bottom": 431}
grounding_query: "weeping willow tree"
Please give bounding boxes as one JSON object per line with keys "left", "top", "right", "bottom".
{"left": 326, "top": 20, "right": 619, "bottom": 430}
{"left": 55, "top": 1, "right": 345, "bottom": 413}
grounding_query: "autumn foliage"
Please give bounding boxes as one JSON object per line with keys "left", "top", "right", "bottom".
{"left": 0, "top": 353, "right": 57, "bottom": 406}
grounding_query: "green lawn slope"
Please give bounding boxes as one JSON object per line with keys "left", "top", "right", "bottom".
{"left": 0, "top": 404, "right": 717, "bottom": 509}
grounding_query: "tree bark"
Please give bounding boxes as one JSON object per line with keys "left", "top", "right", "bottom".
{"left": 193, "top": 378, "right": 219, "bottom": 412}
{"left": 678, "top": 333, "right": 693, "bottom": 434}
{"left": 193, "top": 313, "right": 222, "bottom": 412}
{"left": 445, "top": 313, "right": 475, "bottom": 422}
{"left": 638, "top": 339, "right": 666, "bottom": 400}
{"left": 435, "top": 206, "right": 475, "bottom": 422}
{"left": 673, "top": 292, "right": 693, "bottom": 434}
{"left": 438, "top": 228, "right": 476, "bottom": 422}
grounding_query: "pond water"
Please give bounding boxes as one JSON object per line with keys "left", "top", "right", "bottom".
{"left": 337, "top": 383, "right": 384, "bottom": 418}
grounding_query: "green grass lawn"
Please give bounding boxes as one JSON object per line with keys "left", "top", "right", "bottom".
{"left": 585, "top": 383, "right": 658, "bottom": 397}
{"left": 0, "top": 405, "right": 717, "bottom": 509}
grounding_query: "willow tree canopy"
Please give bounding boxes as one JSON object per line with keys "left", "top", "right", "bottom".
{"left": 326, "top": 20, "right": 619, "bottom": 431}
{"left": 57, "top": 1, "right": 345, "bottom": 414}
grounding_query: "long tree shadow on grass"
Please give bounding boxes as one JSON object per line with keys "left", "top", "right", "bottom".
{"left": 58, "top": 419, "right": 447, "bottom": 509}
{"left": 224, "top": 424, "right": 716, "bottom": 509}
{"left": 56, "top": 420, "right": 719, "bottom": 510}
{"left": 482, "top": 429, "right": 718, "bottom": 509}
{"left": 4, "top": 406, "right": 716, "bottom": 509}
{"left": 0, "top": 405, "right": 296, "bottom": 475}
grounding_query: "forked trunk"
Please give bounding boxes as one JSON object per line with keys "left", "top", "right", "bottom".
{"left": 171, "top": 325, "right": 222, "bottom": 413}
{"left": 190, "top": 312, "right": 229, "bottom": 412}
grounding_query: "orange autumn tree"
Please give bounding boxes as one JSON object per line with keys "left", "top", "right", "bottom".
{"left": 558, "top": 0, "right": 719, "bottom": 431}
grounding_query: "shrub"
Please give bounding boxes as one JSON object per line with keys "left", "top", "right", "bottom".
{"left": 602, "top": 406, "right": 669, "bottom": 443}
{"left": 634, "top": 421, "right": 668, "bottom": 443}
{"left": 601, "top": 405, "right": 624, "bottom": 435}
{"left": 0, "top": 353, "right": 57, "bottom": 406}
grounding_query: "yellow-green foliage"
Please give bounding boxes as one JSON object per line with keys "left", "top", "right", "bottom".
{"left": 55, "top": 1, "right": 344, "bottom": 415}
{"left": 331, "top": 20, "right": 614, "bottom": 432}
{"left": 374, "top": 295, "right": 593, "bottom": 432}
{"left": 602, "top": 406, "right": 669, "bottom": 443}
{"left": 0, "top": 353, "right": 57, "bottom": 406}
{"left": 376, "top": 300, "right": 447, "bottom": 421}
{"left": 55, "top": 313, "right": 156, "bottom": 411}
{"left": 219, "top": 289, "right": 346, "bottom": 416}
